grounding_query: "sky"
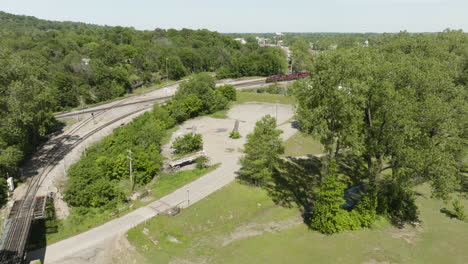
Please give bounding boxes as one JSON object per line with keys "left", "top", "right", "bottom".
{"left": 0, "top": 0, "right": 467, "bottom": 33}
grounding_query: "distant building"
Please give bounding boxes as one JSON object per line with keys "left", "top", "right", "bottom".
{"left": 363, "top": 40, "right": 369, "bottom": 47}
{"left": 275, "top": 32, "right": 284, "bottom": 36}
{"left": 234, "top": 38, "right": 247, "bottom": 44}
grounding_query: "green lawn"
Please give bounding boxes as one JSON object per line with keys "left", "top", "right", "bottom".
{"left": 151, "top": 164, "right": 220, "bottom": 199}
{"left": 41, "top": 165, "right": 219, "bottom": 245}
{"left": 206, "top": 108, "right": 229, "bottom": 119}
{"left": 283, "top": 131, "right": 324, "bottom": 157}
{"left": 127, "top": 182, "right": 468, "bottom": 264}
{"left": 236, "top": 91, "right": 295, "bottom": 105}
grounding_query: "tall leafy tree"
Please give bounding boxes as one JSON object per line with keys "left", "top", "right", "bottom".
{"left": 239, "top": 115, "right": 284, "bottom": 186}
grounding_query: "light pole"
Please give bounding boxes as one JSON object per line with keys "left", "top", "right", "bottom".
{"left": 127, "top": 149, "right": 134, "bottom": 191}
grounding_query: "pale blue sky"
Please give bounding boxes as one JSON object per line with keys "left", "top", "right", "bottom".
{"left": 1, "top": 0, "right": 467, "bottom": 32}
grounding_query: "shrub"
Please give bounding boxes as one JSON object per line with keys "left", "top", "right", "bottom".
{"left": 195, "top": 156, "right": 210, "bottom": 169}
{"left": 266, "top": 83, "right": 280, "bottom": 94}
{"left": 310, "top": 162, "right": 359, "bottom": 234}
{"left": 352, "top": 190, "right": 377, "bottom": 228}
{"left": 229, "top": 131, "right": 241, "bottom": 139}
{"left": 377, "top": 181, "right": 419, "bottom": 226}
{"left": 217, "top": 84, "right": 237, "bottom": 101}
{"left": 452, "top": 200, "right": 466, "bottom": 221}
{"left": 172, "top": 133, "right": 203, "bottom": 155}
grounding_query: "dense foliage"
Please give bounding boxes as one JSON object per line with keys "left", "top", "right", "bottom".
{"left": 217, "top": 84, "right": 237, "bottom": 101}
{"left": 172, "top": 133, "right": 203, "bottom": 155}
{"left": 65, "top": 110, "right": 166, "bottom": 208}
{"left": 288, "top": 30, "right": 468, "bottom": 233}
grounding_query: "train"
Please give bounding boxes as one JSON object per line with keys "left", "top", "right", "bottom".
{"left": 265, "top": 72, "right": 310, "bottom": 83}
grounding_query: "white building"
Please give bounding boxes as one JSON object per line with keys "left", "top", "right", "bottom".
{"left": 234, "top": 38, "right": 247, "bottom": 44}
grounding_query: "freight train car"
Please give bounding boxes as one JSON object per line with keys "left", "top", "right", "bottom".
{"left": 265, "top": 72, "right": 310, "bottom": 83}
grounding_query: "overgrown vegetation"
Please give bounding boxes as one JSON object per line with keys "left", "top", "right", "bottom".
{"left": 450, "top": 200, "right": 466, "bottom": 221}
{"left": 172, "top": 133, "right": 203, "bottom": 155}
{"left": 217, "top": 84, "right": 237, "bottom": 101}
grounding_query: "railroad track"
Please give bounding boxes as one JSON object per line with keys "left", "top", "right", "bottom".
{"left": 0, "top": 94, "right": 167, "bottom": 263}
{"left": 55, "top": 78, "right": 268, "bottom": 118}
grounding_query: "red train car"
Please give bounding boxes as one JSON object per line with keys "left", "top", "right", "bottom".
{"left": 265, "top": 72, "right": 310, "bottom": 83}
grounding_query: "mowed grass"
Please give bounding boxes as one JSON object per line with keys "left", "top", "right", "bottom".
{"left": 43, "top": 165, "right": 218, "bottom": 245}
{"left": 236, "top": 91, "right": 295, "bottom": 105}
{"left": 283, "top": 132, "right": 324, "bottom": 157}
{"left": 151, "top": 164, "right": 219, "bottom": 199}
{"left": 127, "top": 182, "right": 468, "bottom": 264}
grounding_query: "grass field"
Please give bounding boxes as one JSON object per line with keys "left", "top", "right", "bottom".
{"left": 40, "top": 165, "right": 219, "bottom": 245}
{"left": 283, "top": 132, "right": 324, "bottom": 157}
{"left": 126, "top": 182, "right": 468, "bottom": 264}
{"left": 236, "top": 91, "right": 295, "bottom": 105}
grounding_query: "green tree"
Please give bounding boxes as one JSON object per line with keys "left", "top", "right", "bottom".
{"left": 292, "top": 35, "right": 467, "bottom": 225}
{"left": 239, "top": 115, "right": 284, "bottom": 186}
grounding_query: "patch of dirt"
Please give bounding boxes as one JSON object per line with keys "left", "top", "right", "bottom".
{"left": 221, "top": 216, "right": 302, "bottom": 247}
{"left": 106, "top": 234, "right": 147, "bottom": 264}
{"left": 386, "top": 223, "right": 424, "bottom": 244}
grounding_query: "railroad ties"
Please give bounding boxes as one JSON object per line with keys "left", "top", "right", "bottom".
{"left": 0, "top": 196, "right": 48, "bottom": 263}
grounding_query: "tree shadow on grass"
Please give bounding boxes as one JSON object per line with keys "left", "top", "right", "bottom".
{"left": 266, "top": 157, "right": 323, "bottom": 226}
{"left": 440, "top": 208, "right": 457, "bottom": 219}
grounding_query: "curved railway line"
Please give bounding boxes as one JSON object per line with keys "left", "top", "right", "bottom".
{"left": 0, "top": 77, "right": 271, "bottom": 263}
{"left": 0, "top": 95, "right": 167, "bottom": 263}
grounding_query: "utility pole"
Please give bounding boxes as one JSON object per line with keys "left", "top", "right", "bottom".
{"left": 127, "top": 149, "right": 134, "bottom": 191}
{"left": 187, "top": 188, "right": 190, "bottom": 206}
{"left": 166, "top": 58, "right": 169, "bottom": 81}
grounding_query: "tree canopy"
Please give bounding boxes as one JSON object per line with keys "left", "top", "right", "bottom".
{"left": 288, "top": 30, "right": 468, "bottom": 232}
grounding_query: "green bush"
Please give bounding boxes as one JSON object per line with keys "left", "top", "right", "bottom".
{"left": 352, "top": 190, "right": 377, "bottom": 228}
{"left": 172, "top": 133, "right": 203, "bottom": 155}
{"left": 229, "top": 131, "right": 241, "bottom": 139}
{"left": 195, "top": 156, "right": 210, "bottom": 169}
{"left": 266, "top": 84, "right": 280, "bottom": 94}
{"left": 217, "top": 84, "right": 237, "bottom": 101}
{"left": 377, "top": 181, "right": 419, "bottom": 226}
{"left": 310, "top": 163, "right": 360, "bottom": 234}
{"left": 452, "top": 200, "right": 466, "bottom": 221}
